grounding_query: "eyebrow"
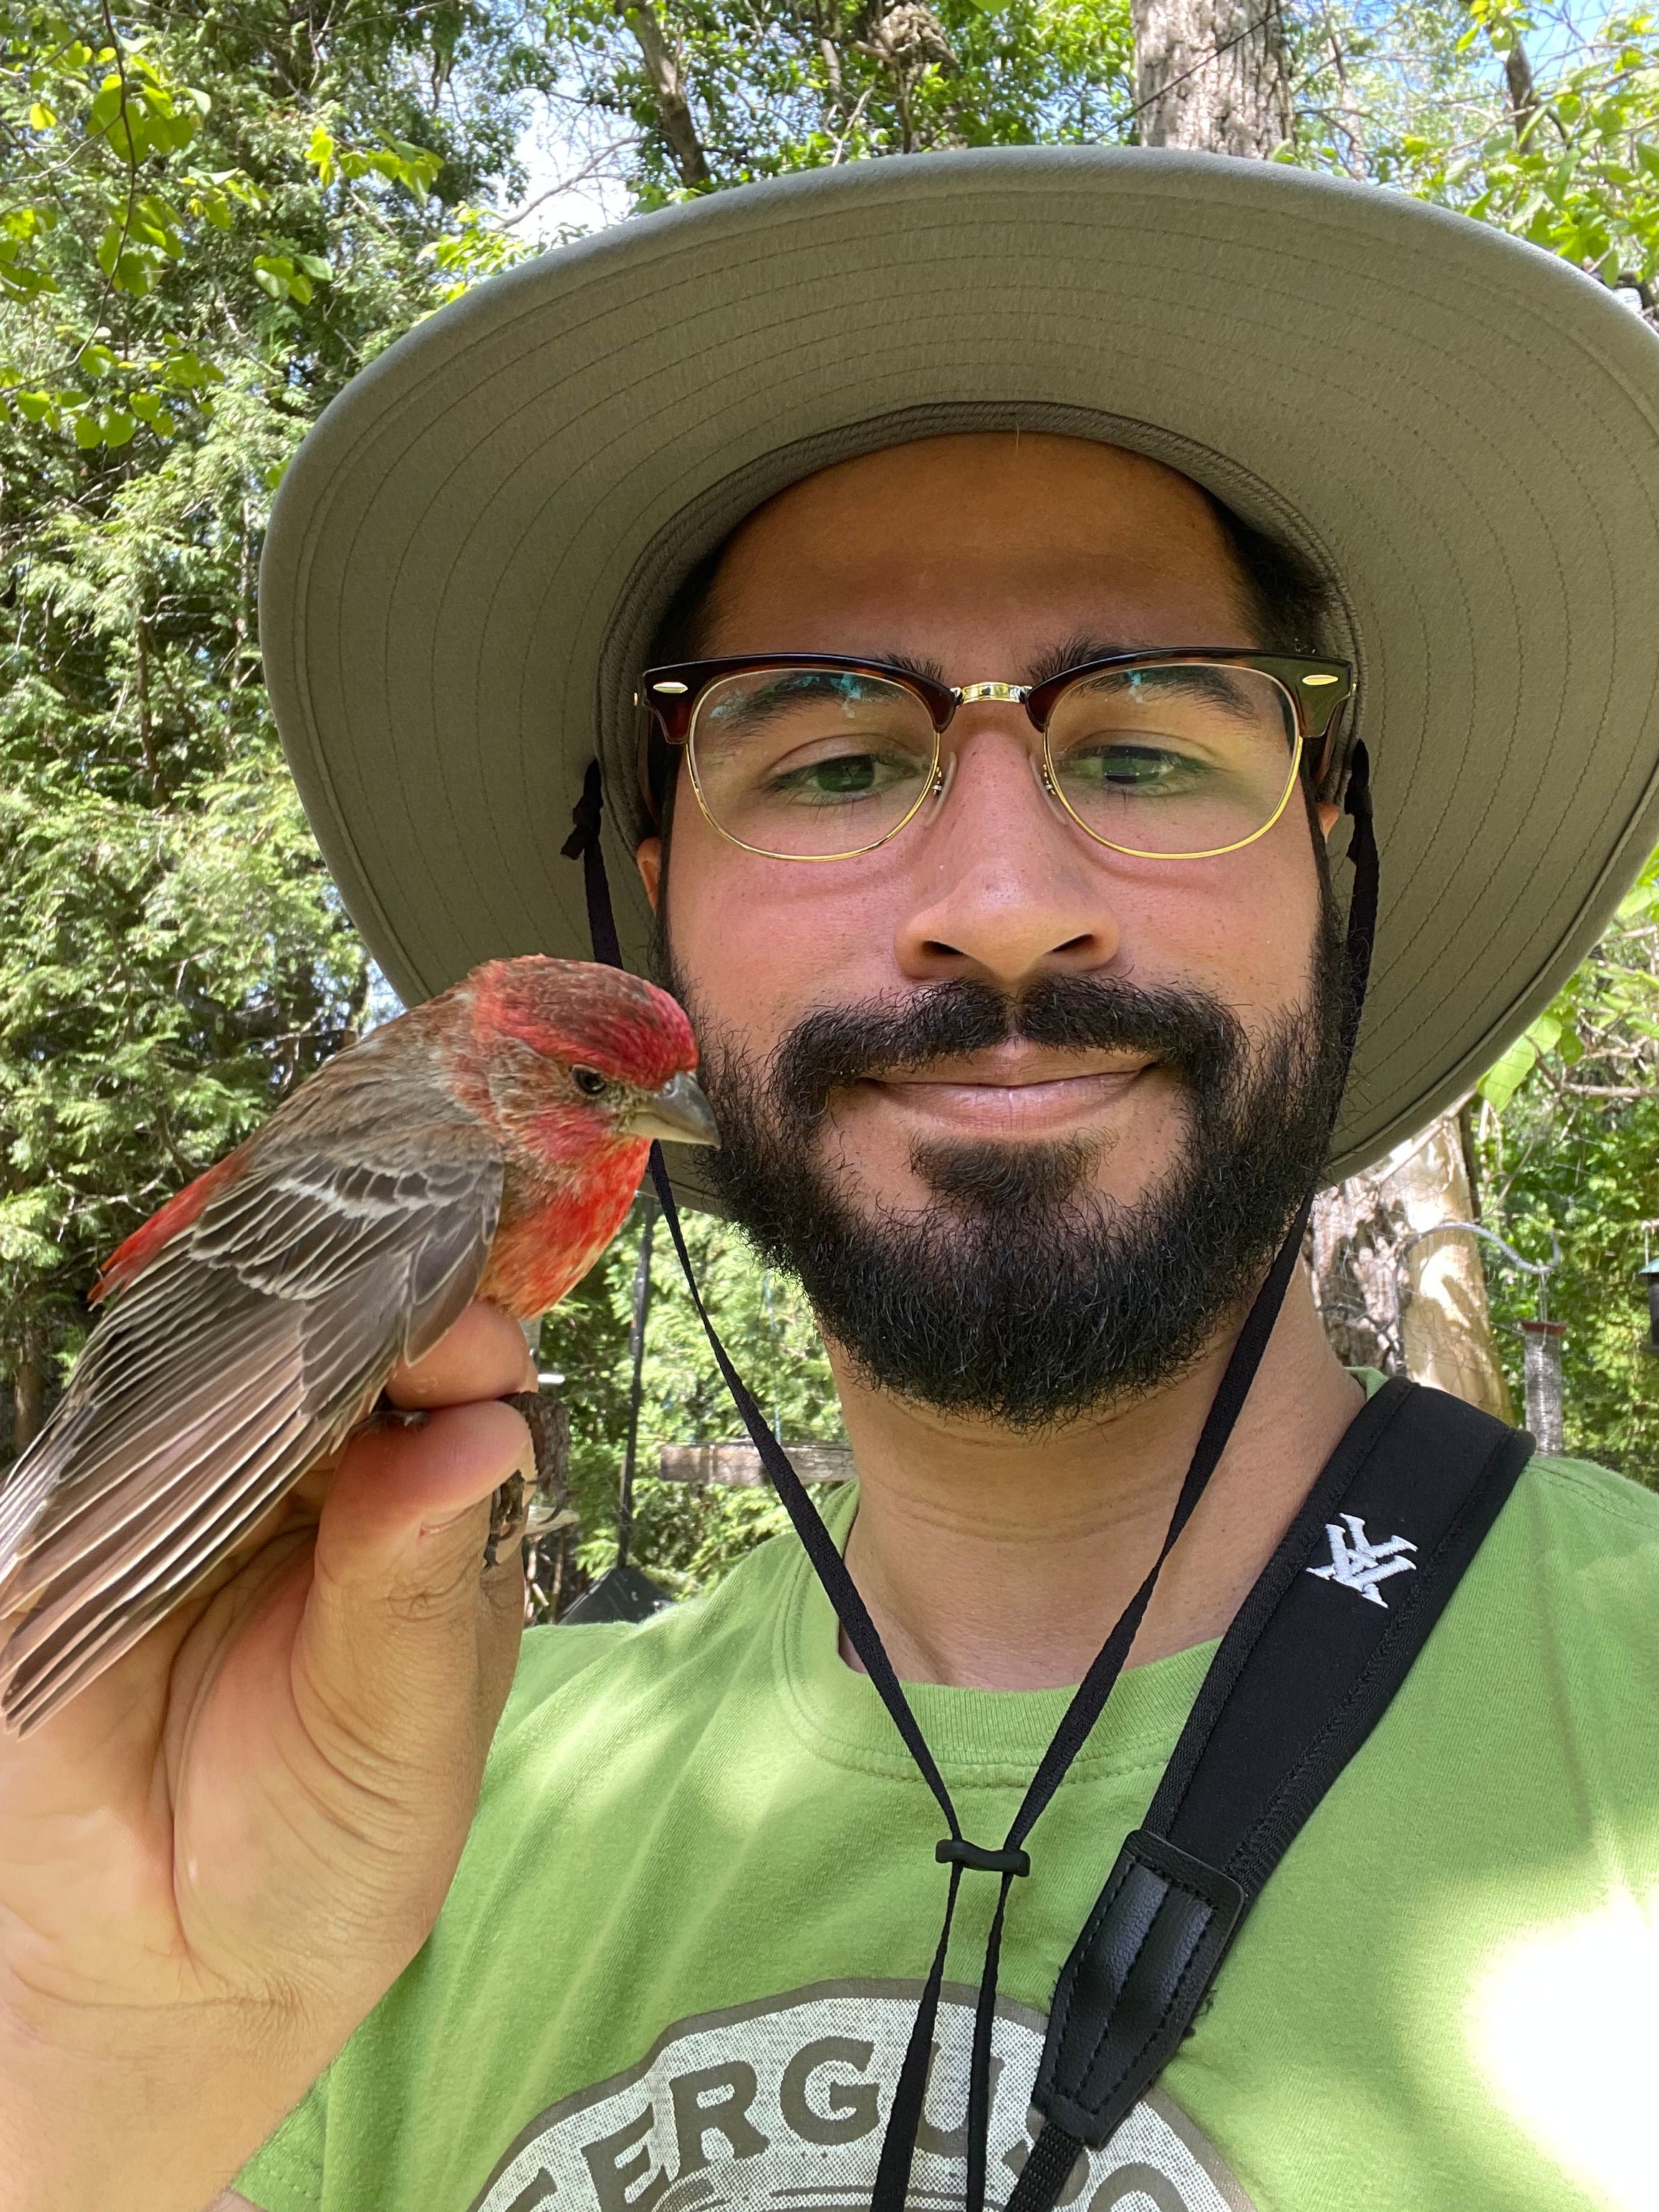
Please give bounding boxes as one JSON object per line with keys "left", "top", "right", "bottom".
{"left": 1024, "top": 635, "right": 1157, "bottom": 685}
{"left": 880, "top": 648, "right": 950, "bottom": 686}
{"left": 875, "top": 638, "right": 1155, "bottom": 690}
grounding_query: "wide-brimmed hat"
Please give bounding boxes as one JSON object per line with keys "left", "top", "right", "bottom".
{"left": 260, "top": 147, "right": 1659, "bottom": 1205}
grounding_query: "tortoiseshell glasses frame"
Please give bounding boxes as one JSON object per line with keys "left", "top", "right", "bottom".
{"left": 635, "top": 648, "right": 1355, "bottom": 865}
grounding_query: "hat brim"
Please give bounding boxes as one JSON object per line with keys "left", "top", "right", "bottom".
{"left": 261, "top": 147, "right": 1659, "bottom": 1206}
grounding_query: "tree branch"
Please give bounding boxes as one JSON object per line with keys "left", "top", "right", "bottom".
{"left": 1504, "top": 34, "right": 1538, "bottom": 140}
{"left": 616, "top": 0, "right": 711, "bottom": 188}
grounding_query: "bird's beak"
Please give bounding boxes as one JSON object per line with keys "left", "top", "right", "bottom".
{"left": 630, "top": 1069, "right": 721, "bottom": 1149}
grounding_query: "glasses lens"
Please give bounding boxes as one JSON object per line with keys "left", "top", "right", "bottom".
{"left": 688, "top": 666, "right": 938, "bottom": 857}
{"left": 1044, "top": 661, "right": 1300, "bottom": 857}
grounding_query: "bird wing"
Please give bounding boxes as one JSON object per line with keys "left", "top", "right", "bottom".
{"left": 0, "top": 1095, "right": 504, "bottom": 1735}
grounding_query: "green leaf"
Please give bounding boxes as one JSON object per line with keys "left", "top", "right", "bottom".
{"left": 306, "top": 123, "right": 337, "bottom": 185}
{"left": 1478, "top": 1034, "right": 1539, "bottom": 1113}
{"left": 87, "top": 81, "right": 124, "bottom": 133}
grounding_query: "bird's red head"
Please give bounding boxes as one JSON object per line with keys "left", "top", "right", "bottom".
{"left": 470, "top": 958, "right": 698, "bottom": 1092}
{"left": 451, "top": 958, "right": 716, "bottom": 1315}
{"left": 455, "top": 958, "right": 715, "bottom": 1178}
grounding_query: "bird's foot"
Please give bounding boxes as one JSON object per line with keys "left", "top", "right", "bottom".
{"left": 488, "top": 1389, "right": 572, "bottom": 1569}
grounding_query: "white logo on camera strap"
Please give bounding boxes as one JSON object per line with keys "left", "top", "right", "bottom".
{"left": 1307, "top": 1515, "right": 1418, "bottom": 1607}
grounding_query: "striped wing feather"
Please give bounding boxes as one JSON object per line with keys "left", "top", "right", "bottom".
{"left": 0, "top": 1117, "right": 504, "bottom": 1735}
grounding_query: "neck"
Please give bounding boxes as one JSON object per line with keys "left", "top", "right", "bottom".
{"left": 830, "top": 1266, "right": 1362, "bottom": 1691}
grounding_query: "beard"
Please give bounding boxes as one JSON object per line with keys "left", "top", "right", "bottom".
{"left": 664, "top": 895, "right": 1349, "bottom": 1430}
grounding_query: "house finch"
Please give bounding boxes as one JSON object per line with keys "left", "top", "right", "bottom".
{"left": 0, "top": 956, "right": 716, "bottom": 1735}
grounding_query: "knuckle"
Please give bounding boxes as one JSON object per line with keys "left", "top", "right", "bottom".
{"left": 480, "top": 1554, "right": 528, "bottom": 1627}
{"left": 383, "top": 1529, "right": 489, "bottom": 1625}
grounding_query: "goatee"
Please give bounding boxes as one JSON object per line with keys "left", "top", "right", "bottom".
{"left": 665, "top": 906, "right": 1347, "bottom": 1429}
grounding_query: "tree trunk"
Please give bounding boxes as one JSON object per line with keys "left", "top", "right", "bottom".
{"left": 12, "top": 1340, "right": 46, "bottom": 1458}
{"left": 1130, "top": 0, "right": 1292, "bottom": 155}
{"left": 1501, "top": 32, "right": 1539, "bottom": 140}
{"left": 617, "top": 0, "right": 711, "bottom": 188}
{"left": 1129, "top": 0, "right": 1511, "bottom": 1411}
{"left": 1306, "top": 1117, "right": 1513, "bottom": 1420}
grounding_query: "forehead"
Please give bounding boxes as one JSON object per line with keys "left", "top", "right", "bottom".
{"left": 698, "top": 431, "right": 1254, "bottom": 657}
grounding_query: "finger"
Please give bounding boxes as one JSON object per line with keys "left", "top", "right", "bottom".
{"left": 293, "top": 1398, "right": 529, "bottom": 1756}
{"left": 320, "top": 1398, "right": 532, "bottom": 1559}
{"left": 385, "top": 1300, "right": 536, "bottom": 1410}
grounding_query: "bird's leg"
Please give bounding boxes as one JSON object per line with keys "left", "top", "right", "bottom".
{"left": 489, "top": 1388, "right": 572, "bottom": 1569}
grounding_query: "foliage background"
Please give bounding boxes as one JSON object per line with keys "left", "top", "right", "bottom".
{"left": 3, "top": 0, "right": 1658, "bottom": 1604}
{"left": 1473, "top": 847, "right": 1659, "bottom": 1479}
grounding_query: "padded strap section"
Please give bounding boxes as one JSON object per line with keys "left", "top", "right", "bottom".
{"left": 1033, "top": 1830, "right": 1243, "bottom": 2145}
{"left": 1153, "top": 1380, "right": 1535, "bottom": 1882}
{"left": 1006, "top": 1380, "right": 1533, "bottom": 2211}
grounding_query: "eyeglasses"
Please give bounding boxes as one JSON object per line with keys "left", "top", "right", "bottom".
{"left": 637, "top": 650, "right": 1353, "bottom": 863}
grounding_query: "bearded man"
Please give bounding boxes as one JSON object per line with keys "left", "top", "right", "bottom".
{"left": 6, "top": 152, "right": 1659, "bottom": 2212}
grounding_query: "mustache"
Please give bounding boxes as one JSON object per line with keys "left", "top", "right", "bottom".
{"left": 764, "top": 973, "right": 1245, "bottom": 1120}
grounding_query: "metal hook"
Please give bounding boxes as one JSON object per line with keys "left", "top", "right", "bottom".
{"left": 1396, "top": 1219, "right": 1559, "bottom": 1324}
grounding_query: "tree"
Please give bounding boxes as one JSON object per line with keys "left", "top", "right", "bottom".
{"left": 1468, "top": 848, "right": 1659, "bottom": 1478}
{"left": 535, "top": 1198, "right": 848, "bottom": 1607}
{"left": 544, "top": 0, "right": 1133, "bottom": 194}
{"left": 0, "top": 0, "right": 548, "bottom": 1451}
{"left": 1130, "top": 0, "right": 1291, "bottom": 153}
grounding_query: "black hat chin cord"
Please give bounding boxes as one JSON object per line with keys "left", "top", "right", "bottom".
{"left": 562, "top": 749, "right": 1377, "bottom": 2210}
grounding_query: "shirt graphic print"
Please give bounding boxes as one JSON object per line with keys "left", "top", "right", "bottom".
{"left": 468, "top": 1982, "right": 1254, "bottom": 2212}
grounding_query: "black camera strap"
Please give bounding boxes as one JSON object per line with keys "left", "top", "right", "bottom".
{"left": 1005, "top": 1374, "right": 1533, "bottom": 2212}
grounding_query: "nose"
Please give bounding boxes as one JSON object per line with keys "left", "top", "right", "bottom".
{"left": 893, "top": 721, "right": 1121, "bottom": 991}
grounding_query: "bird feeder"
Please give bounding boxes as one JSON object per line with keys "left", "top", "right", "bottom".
{"left": 1640, "top": 1256, "right": 1659, "bottom": 1357}
{"left": 1518, "top": 1320, "right": 1567, "bottom": 1453}
{"left": 1395, "top": 1220, "right": 1562, "bottom": 1452}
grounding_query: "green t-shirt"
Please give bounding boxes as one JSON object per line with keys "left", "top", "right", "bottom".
{"left": 236, "top": 1436, "right": 1659, "bottom": 2212}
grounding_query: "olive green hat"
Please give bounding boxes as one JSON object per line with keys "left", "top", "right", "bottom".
{"left": 259, "top": 146, "right": 1659, "bottom": 1201}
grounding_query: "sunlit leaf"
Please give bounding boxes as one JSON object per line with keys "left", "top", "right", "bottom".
{"left": 1478, "top": 1034, "right": 1539, "bottom": 1113}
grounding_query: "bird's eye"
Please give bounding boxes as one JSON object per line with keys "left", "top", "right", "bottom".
{"left": 572, "top": 1066, "right": 609, "bottom": 1098}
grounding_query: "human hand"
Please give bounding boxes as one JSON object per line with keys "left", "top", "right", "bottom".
{"left": 0, "top": 1302, "right": 534, "bottom": 2212}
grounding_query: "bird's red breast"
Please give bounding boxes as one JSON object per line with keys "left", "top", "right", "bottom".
{"left": 479, "top": 1139, "right": 652, "bottom": 1317}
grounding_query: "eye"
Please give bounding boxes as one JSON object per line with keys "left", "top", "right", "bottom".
{"left": 571, "top": 1066, "right": 609, "bottom": 1098}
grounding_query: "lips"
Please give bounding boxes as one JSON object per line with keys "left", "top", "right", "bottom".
{"left": 856, "top": 1052, "right": 1157, "bottom": 1139}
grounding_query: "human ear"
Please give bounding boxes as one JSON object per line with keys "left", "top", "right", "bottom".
{"left": 1317, "top": 801, "right": 1341, "bottom": 840}
{"left": 636, "top": 836, "right": 663, "bottom": 910}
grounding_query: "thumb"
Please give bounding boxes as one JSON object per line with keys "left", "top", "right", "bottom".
{"left": 295, "top": 1398, "right": 531, "bottom": 1773}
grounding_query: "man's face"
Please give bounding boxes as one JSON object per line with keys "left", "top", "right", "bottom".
{"left": 638, "top": 432, "right": 1348, "bottom": 1425}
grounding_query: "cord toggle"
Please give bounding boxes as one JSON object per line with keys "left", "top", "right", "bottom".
{"left": 937, "top": 1838, "right": 1032, "bottom": 1877}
